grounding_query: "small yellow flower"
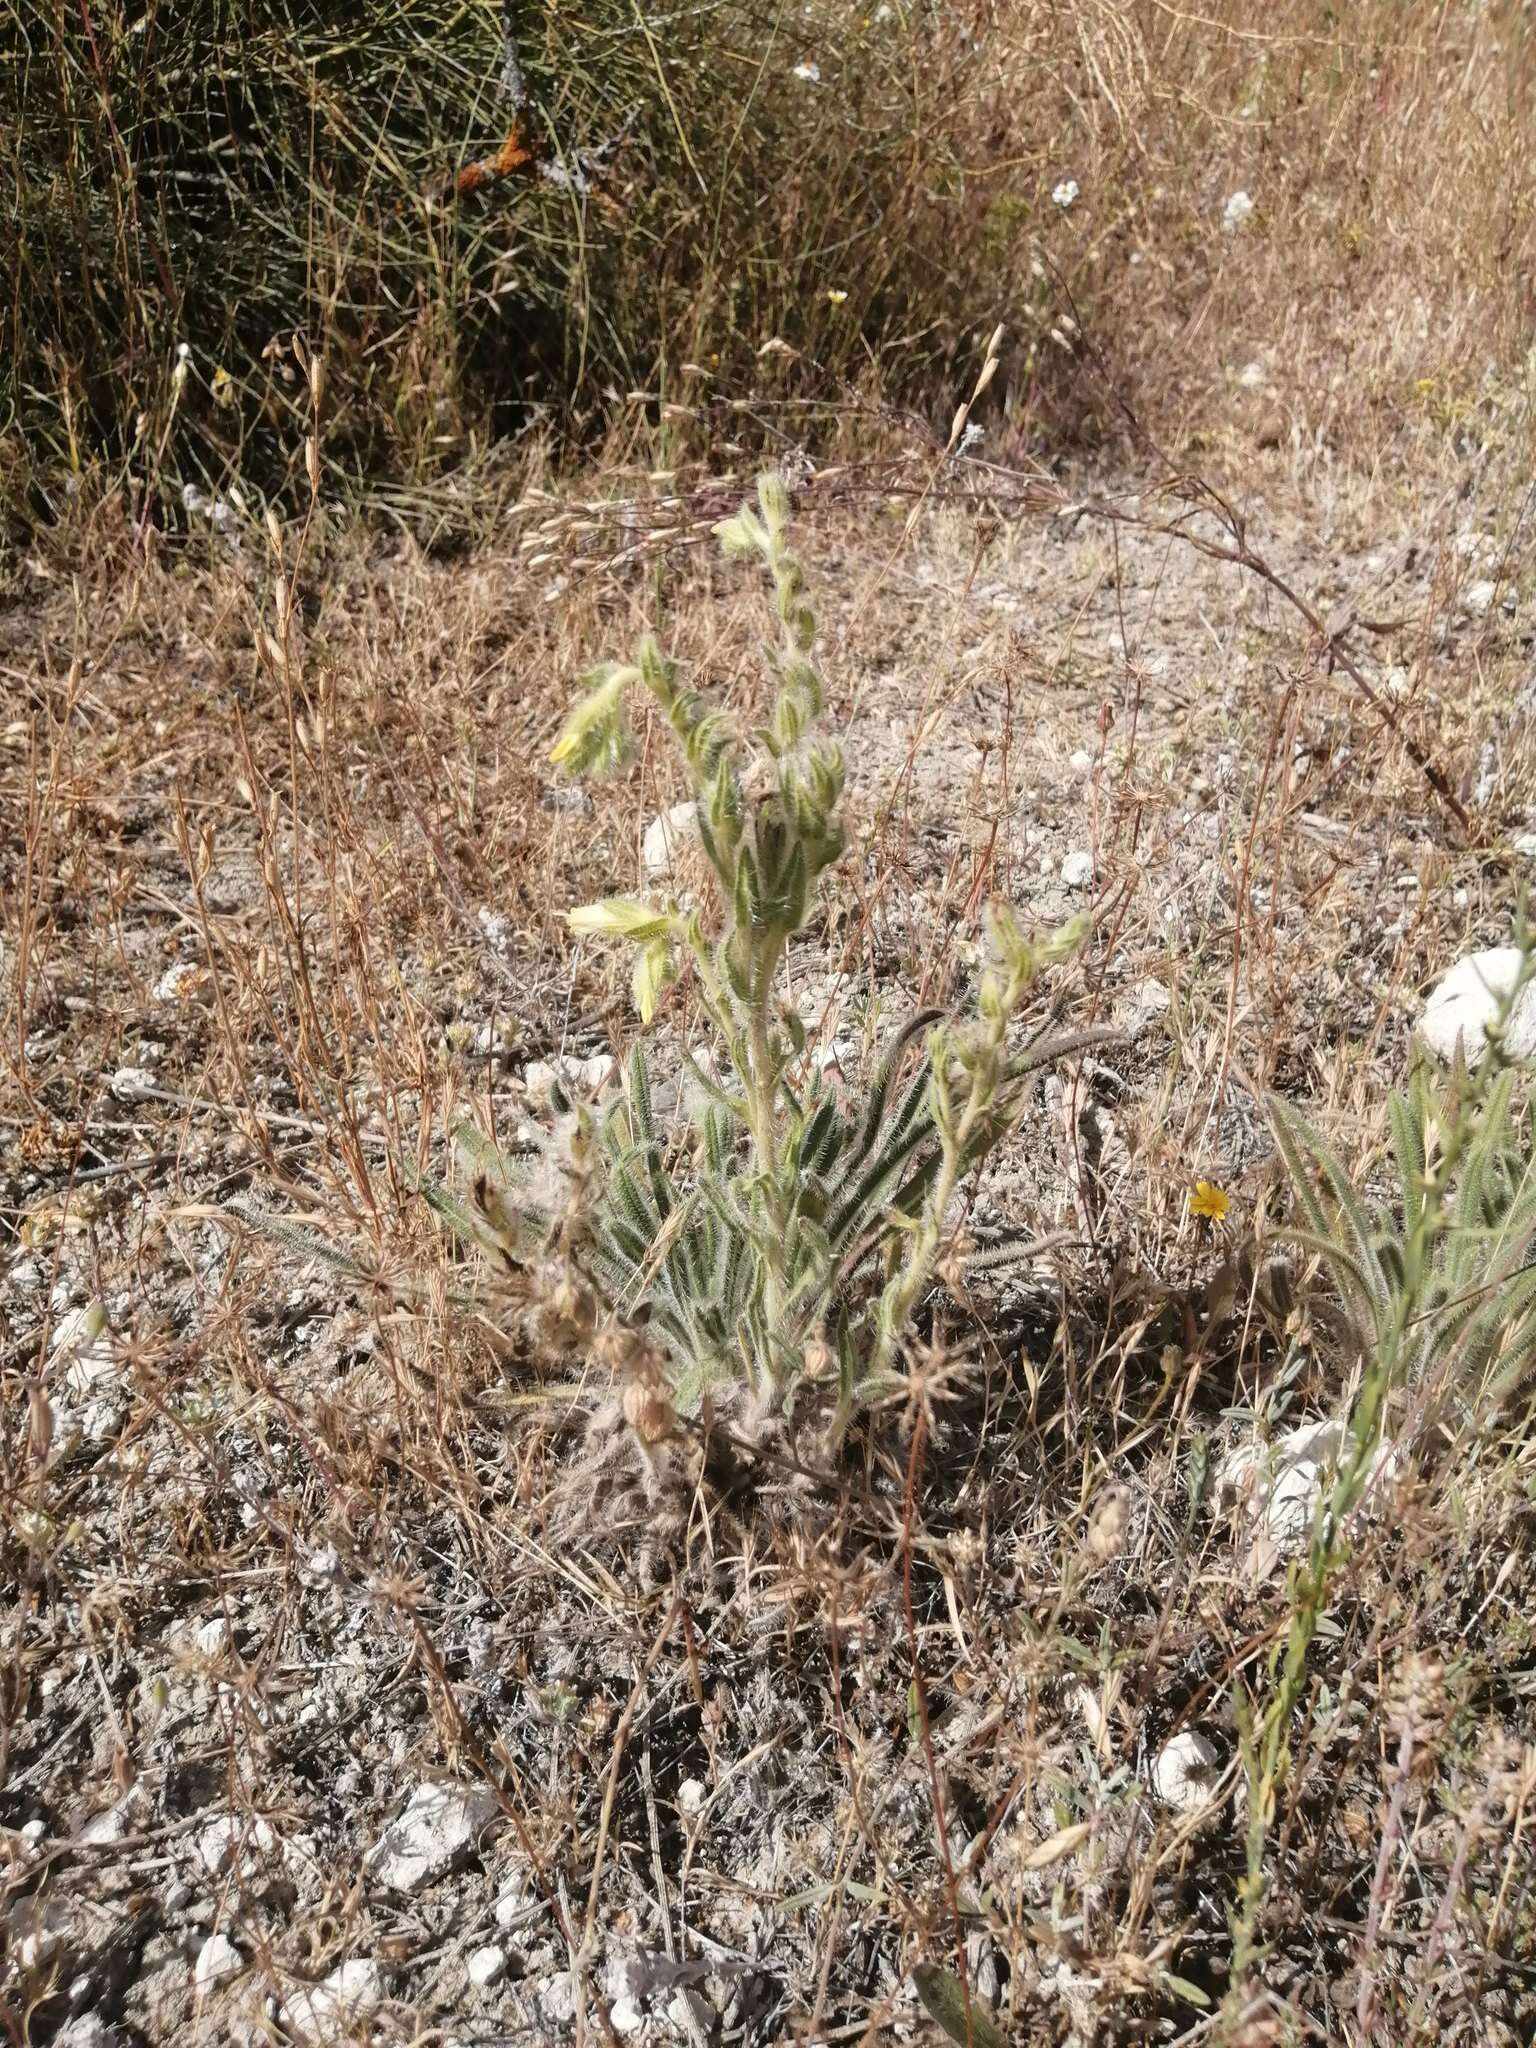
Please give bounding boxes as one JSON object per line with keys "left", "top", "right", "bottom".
{"left": 826, "top": 288, "right": 848, "bottom": 305}
{"left": 211, "top": 366, "right": 237, "bottom": 409}
{"left": 1189, "top": 1179, "right": 1229, "bottom": 1222}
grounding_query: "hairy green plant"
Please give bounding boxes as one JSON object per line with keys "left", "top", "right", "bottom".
{"left": 1226, "top": 936, "right": 1536, "bottom": 2003}
{"left": 1270, "top": 1063, "right": 1536, "bottom": 1418}
{"left": 440, "top": 475, "right": 1103, "bottom": 1432}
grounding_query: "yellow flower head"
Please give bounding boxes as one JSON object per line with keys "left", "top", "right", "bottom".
{"left": 1189, "top": 1179, "right": 1230, "bottom": 1222}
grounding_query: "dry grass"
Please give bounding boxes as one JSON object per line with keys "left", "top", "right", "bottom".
{"left": 4, "top": 4, "right": 1536, "bottom": 2044}
{"left": 5, "top": 0, "right": 1534, "bottom": 531}
{"left": 4, "top": 396, "right": 1536, "bottom": 2039}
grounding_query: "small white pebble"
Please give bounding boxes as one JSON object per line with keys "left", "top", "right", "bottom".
{"left": 467, "top": 1944, "right": 507, "bottom": 1991}
{"left": 153, "top": 960, "right": 207, "bottom": 1003}
{"left": 194, "top": 1617, "right": 232, "bottom": 1658}
{"left": 283, "top": 1957, "right": 389, "bottom": 2042}
{"left": 194, "top": 1932, "right": 243, "bottom": 1995}
{"left": 642, "top": 800, "right": 699, "bottom": 881}
{"left": 542, "top": 1971, "right": 578, "bottom": 2024}
{"left": 1060, "top": 850, "right": 1095, "bottom": 889}
{"left": 494, "top": 1880, "right": 533, "bottom": 1931}
{"left": 110, "top": 1066, "right": 159, "bottom": 1103}
{"left": 1152, "top": 1729, "right": 1221, "bottom": 1810}
{"left": 16, "top": 1927, "right": 59, "bottom": 1971}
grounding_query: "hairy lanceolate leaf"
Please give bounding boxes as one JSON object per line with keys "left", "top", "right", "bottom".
{"left": 913, "top": 1965, "right": 1009, "bottom": 2048}
{"left": 229, "top": 1199, "right": 370, "bottom": 1279}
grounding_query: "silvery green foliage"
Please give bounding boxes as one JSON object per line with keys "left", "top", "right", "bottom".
{"left": 455, "top": 476, "right": 1099, "bottom": 1432}
{"left": 1230, "top": 939, "right": 1536, "bottom": 1991}
{"left": 1270, "top": 1050, "right": 1536, "bottom": 1414}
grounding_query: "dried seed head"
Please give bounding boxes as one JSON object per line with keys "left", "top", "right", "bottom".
{"left": 1085, "top": 1484, "right": 1130, "bottom": 1564}
{"left": 1388, "top": 1652, "right": 1446, "bottom": 1771}
{"left": 1485, "top": 1732, "right": 1531, "bottom": 1822}
{"left": 621, "top": 1355, "right": 675, "bottom": 1447}
{"left": 593, "top": 1322, "right": 645, "bottom": 1374}
{"left": 937, "top": 1233, "right": 974, "bottom": 1298}
{"left": 536, "top": 1268, "right": 598, "bottom": 1347}
{"left": 801, "top": 1333, "right": 836, "bottom": 1381}
{"left": 27, "top": 1382, "right": 54, "bottom": 1465}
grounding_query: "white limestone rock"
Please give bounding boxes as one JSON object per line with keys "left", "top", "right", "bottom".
{"left": 365, "top": 1781, "right": 498, "bottom": 1893}
{"left": 1152, "top": 1729, "right": 1221, "bottom": 1811}
{"left": 1420, "top": 947, "right": 1536, "bottom": 1065}
{"left": 283, "top": 1958, "right": 390, "bottom": 2042}
{"left": 642, "top": 800, "right": 700, "bottom": 880}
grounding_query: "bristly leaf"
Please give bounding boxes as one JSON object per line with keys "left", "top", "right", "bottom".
{"left": 451, "top": 1119, "right": 523, "bottom": 1191}
{"left": 1388, "top": 1082, "right": 1427, "bottom": 1236}
{"left": 228, "top": 1200, "right": 370, "bottom": 1280}
{"left": 913, "top": 1966, "right": 1007, "bottom": 2048}
{"left": 627, "top": 1044, "right": 657, "bottom": 1144}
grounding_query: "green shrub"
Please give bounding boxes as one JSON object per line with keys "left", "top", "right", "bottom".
{"left": 431, "top": 476, "right": 1104, "bottom": 1436}
{"left": 1270, "top": 1051, "right": 1536, "bottom": 1420}
{"left": 230, "top": 474, "right": 1105, "bottom": 1440}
